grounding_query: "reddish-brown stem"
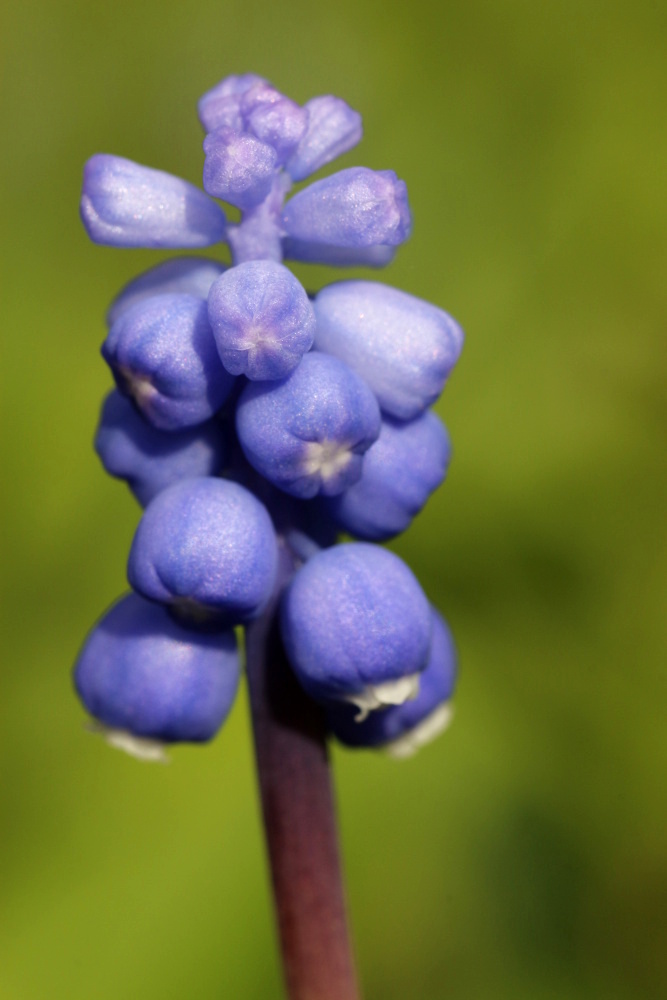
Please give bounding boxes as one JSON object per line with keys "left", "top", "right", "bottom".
{"left": 245, "top": 543, "right": 361, "bottom": 1000}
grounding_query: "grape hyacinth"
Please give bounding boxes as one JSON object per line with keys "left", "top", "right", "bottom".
{"left": 75, "top": 73, "right": 463, "bottom": 1000}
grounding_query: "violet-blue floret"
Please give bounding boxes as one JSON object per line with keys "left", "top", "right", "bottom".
{"left": 103, "top": 293, "right": 235, "bottom": 431}
{"left": 280, "top": 543, "right": 432, "bottom": 715}
{"left": 327, "top": 608, "right": 457, "bottom": 756}
{"left": 74, "top": 72, "right": 464, "bottom": 759}
{"left": 107, "top": 257, "right": 226, "bottom": 327}
{"left": 324, "top": 410, "right": 451, "bottom": 541}
{"left": 95, "top": 390, "right": 227, "bottom": 507}
{"left": 127, "top": 477, "right": 278, "bottom": 625}
{"left": 313, "top": 280, "right": 464, "bottom": 420}
{"left": 74, "top": 593, "right": 240, "bottom": 756}
{"left": 235, "top": 351, "right": 381, "bottom": 499}
{"left": 81, "top": 155, "right": 226, "bottom": 249}
{"left": 207, "top": 260, "right": 315, "bottom": 381}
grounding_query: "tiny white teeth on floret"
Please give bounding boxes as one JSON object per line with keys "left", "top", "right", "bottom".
{"left": 119, "top": 367, "right": 157, "bottom": 408}
{"left": 302, "top": 439, "right": 353, "bottom": 481}
{"left": 346, "top": 673, "right": 420, "bottom": 722}
{"left": 384, "top": 703, "right": 454, "bottom": 759}
{"left": 86, "top": 722, "right": 169, "bottom": 763}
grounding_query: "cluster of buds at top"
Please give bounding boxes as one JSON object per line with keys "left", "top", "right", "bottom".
{"left": 74, "top": 73, "right": 462, "bottom": 762}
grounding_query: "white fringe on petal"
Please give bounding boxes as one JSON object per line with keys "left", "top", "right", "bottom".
{"left": 345, "top": 673, "right": 420, "bottom": 722}
{"left": 86, "top": 722, "right": 169, "bottom": 763}
{"left": 384, "top": 703, "right": 454, "bottom": 759}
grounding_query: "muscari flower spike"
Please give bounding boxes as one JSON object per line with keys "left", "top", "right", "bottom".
{"left": 75, "top": 72, "right": 463, "bottom": 762}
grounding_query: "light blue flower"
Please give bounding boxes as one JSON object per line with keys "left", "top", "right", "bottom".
{"left": 81, "top": 75, "right": 411, "bottom": 267}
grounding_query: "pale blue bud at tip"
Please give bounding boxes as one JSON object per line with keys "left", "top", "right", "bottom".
{"left": 280, "top": 543, "right": 432, "bottom": 706}
{"left": 286, "top": 95, "right": 363, "bottom": 182}
{"left": 81, "top": 154, "right": 226, "bottom": 249}
{"left": 203, "top": 128, "right": 278, "bottom": 211}
{"left": 73, "top": 592, "right": 240, "bottom": 746}
{"left": 240, "top": 83, "right": 308, "bottom": 165}
{"left": 208, "top": 260, "right": 315, "bottom": 380}
{"left": 282, "top": 167, "right": 411, "bottom": 248}
{"left": 313, "top": 281, "right": 464, "bottom": 419}
{"left": 127, "top": 477, "right": 278, "bottom": 625}
{"left": 235, "top": 351, "right": 381, "bottom": 499}
{"left": 102, "top": 294, "right": 235, "bottom": 432}
{"left": 325, "top": 410, "right": 451, "bottom": 540}
{"left": 107, "top": 256, "right": 226, "bottom": 327}
{"left": 198, "top": 73, "right": 268, "bottom": 132}
{"left": 328, "top": 608, "right": 457, "bottom": 753}
{"left": 95, "top": 390, "right": 227, "bottom": 507}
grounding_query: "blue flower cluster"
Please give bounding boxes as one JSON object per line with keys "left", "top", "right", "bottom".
{"left": 74, "top": 74, "right": 462, "bottom": 761}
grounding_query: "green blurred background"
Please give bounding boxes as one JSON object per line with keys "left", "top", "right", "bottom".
{"left": 2, "top": 1, "right": 665, "bottom": 997}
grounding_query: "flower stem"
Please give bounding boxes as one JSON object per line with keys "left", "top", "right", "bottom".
{"left": 245, "top": 543, "right": 361, "bottom": 1000}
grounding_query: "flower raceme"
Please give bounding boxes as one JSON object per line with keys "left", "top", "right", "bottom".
{"left": 74, "top": 73, "right": 462, "bottom": 760}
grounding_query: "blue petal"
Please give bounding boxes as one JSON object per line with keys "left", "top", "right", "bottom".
{"left": 127, "top": 477, "right": 278, "bottom": 624}
{"left": 313, "top": 280, "right": 464, "bottom": 419}
{"left": 95, "top": 390, "right": 227, "bottom": 507}
{"left": 328, "top": 608, "right": 457, "bottom": 749}
{"left": 198, "top": 73, "right": 267, "bottom": 132}
{"left": 107, "top": 256, "right": 226, "bottom": 327}
{"left": 102, "top": 293, "right": 235, "bottom": 431}
{"left": 81, "top": 154, "right": 226, "bottom": 248}
{"left": 325, "top": 411, "right": 451, "bottom": 539}
{"left": 235, "top": 351, "right": 381, "bottom": 499}
{"left": 286, "top": 96, "right": 363, "bottom": 182}
{"left": 73, "top": 592, "right": 240, "bottom": 744}
{"left": 240, "top": 84, "right": 308, "bottom": 164}
{"left": 282, "top": 238, "right": 395, "bottom": 268}
{"left": 282, "top": 167, "right": 411, "bottom": 247}
{"left": 280, "top": 543, "right": 432, "bottom": 703}
{"left": 203, "top": 127, "right": 278, "bottom": 211}
{"left": 208, "top": 260, "right": 315, "bottom": 380}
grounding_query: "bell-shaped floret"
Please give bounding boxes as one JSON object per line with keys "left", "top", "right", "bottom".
{"left": 127, "top": 477, "right": 278, "bottom": 624}
{"left": 281, "top": 543, "right": 432, "bottom": 713}
{"left": 102, "top": 294, "right": 235, "bottom": 432}
{"left": 73, "top": 592, "right": 240, "bottom": 756}
{"left": 198, "top": 73, "right": 267, "bottom": 132}
{"left": 235, "top": 351, "right": 380, "bottom": 499}
{"left": 95, "top": 390, "right": 226, "bottom": 507}
{"left": 282, "top": 167, "right": 411, "bottom": 248}
{"left": 80, "top": 155, "right": 226, "bottom": 248}
{"left": 240, "top": 83, "right": 308, "bottom": 165}
{"left": 207, "top": 260, "right": 315, "bottom": 380}
{"left": 325, "top": 411, "right": 451, "bottom": 540}
{"left": 107, "top": 257, "right": 226, "bottom": 327}
{"left": 313, "top": 281, "right": 464, "bottom": 419}
{"left": 286, "top": 95, "right": 363, "bottom": 182}
{"left": 203, "top": 127, "right": 278, "bottom": 211}
{"left": 282, "top": 238, "right": 395, "bottom": 268}
{"left": 328, "top": 608, "right": 457, "bottom": 756}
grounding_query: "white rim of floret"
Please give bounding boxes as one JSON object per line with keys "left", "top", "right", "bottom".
{"left": 301, "top": 439, "right": 353, "bottom": 483}
{"left": 117, "top": 365, "right": 158, "bottom": 409}
{"left": 86, "top": 722, "right": 169, "bottom": 763}
{"left": 170, "top": 597, "right": 223, "bottom": 627}
{"left": 383, "top": 702, "right": 454, "bottom": 760}
{"left": 345, "top": 673, "right": 421, "bottom": 722}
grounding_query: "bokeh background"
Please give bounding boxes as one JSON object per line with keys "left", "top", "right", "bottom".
{"left": 2, "top": 1, "right": 665, "bottom": 998}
